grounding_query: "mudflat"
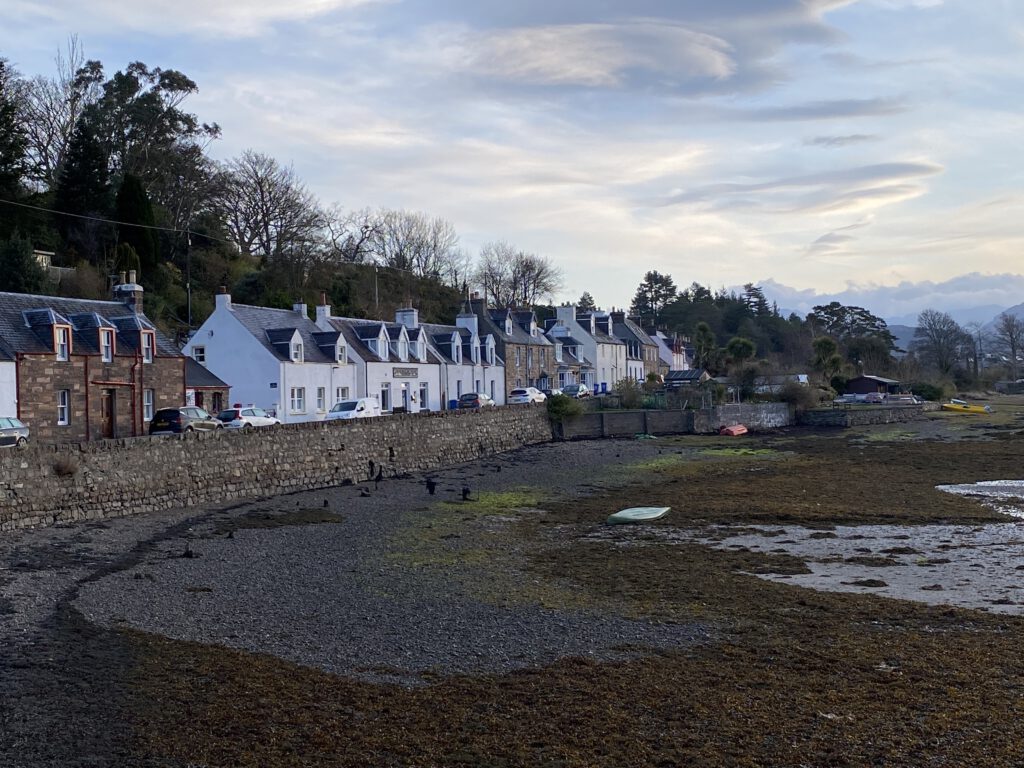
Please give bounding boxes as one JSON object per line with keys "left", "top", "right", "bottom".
{"left": 3, "top": 400, "right": 1024, "bottom": 767}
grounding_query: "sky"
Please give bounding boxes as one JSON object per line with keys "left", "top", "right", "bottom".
{"left": 4, "top": 0, "right": 1024, "bottom": 322}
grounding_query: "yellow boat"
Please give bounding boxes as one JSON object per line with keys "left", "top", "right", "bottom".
{"left": 941, "top": 400, "right": 992, "bottom": 414}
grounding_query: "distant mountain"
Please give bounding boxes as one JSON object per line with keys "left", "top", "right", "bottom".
{"left": 982, "top": 302, "right": 1024, "bottom": 330}
{"left": 886, "top": 305, "right": 1008, "bottom": 327}
{"left": 888, "top": 324, "right": 916, "bottom": 356}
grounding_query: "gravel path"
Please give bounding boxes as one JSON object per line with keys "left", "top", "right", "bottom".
{"left": 0, "top": 437, "right": 707, "bottom": 766}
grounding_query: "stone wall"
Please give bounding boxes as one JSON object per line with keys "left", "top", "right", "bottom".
{"left": 797, "top": 405, "right": 927, "bottom": 428}
{"left": 0, "top": 405, "right": 553, "bottom": 532}
{"left": 559, "top": 403, "right": 792, "bottom": 440}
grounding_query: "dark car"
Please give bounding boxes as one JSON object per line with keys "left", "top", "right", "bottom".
{"left": 458, "top": 392, "right": 496, "bottom": 409}
{"left": 561, "top": 383, "right": 591, "bottom": 398}
{"left": 0, "top": 417, "right": 29, "bottom": 447}
{"left": 149, "top": 406, "right": 223, "bottom": 435}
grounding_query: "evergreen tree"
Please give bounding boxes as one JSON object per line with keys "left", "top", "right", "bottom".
{"left": 577, "top": 291, "right": 597, "bottom": 312}
{"left": 115, "top": 173, "right": 159, "bottom": 279}
{"left": 630, "top": 270, "right": 677, "bottom": 326}
{"left": 0, "top": 59, "right": 27, "bottom": 200}
{"left": 54, "top": 119, "right": 111, "bottom": 261}
{"left": 0, "top": 233, "right": 47, "bottom": 294}
{"left": 693, "top": 322, "right": 717, "bottom": 371}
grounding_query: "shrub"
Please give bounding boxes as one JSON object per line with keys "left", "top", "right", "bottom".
{"left": 546, "top": 394, "right": 584, "bottom": 422}
{"left": 613, "top": 378, "right": 644, "bottom": 409}
{"left": 909, "top": 382, "right": 945, "bottom": 402}
{"left": 778, "top": 381, "right": 818, "bottom": 412}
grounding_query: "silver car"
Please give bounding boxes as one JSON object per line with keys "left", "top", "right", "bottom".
{"left": 0, "top": 417, "right": 29, "bottom": 447}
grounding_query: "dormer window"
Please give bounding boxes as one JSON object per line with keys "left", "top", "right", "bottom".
{"left": 100, "top": 329, "right": 114, "bottom": 362}
{"left": 55, "top": 326, "right": 71, "bottom": 361}
{"left": 291, "top": 342, "right": 304, "bottom": 363}
{"left": 418, "top": 340, "right": 426, "bottom": 362}
{"left": 398, "top": 339, "right": 408, "bottom": 361}
{"left": 142, "top": 332, "right": 155, "bottom": 363}
{"left": 193, "top": 346, "right": 205, "bottom": 365}
{"left": 505, "top": 319, "right": 512, "bottom": 335}
{"left": 453, "top": 338, "right": 461, "bottom": 364}
{"left": 555, "top": 342, "right": 563, "bottom": 362}
{"left": 336, "top": 344, "right": 347, "bottom": 364}
{"left": 472, "top": 342, "right": 480, "bottom": 364}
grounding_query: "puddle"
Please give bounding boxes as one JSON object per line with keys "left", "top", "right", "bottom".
{"left": 693, "top": 522, "right": 1024, "bottom": 614}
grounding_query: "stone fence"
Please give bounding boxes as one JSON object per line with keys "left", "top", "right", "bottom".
{"left": 797, "top": 404, "right": 928, "bottom": 428}
{"left": 0, "top": 406, "right": 554, "bottom": 532}
{"left": 559, "top": 403, "right": 792, "bottom": 440}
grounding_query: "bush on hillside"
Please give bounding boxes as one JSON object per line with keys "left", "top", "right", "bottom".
{"left": 909, "top": 382, "right": 945, "bottom": 402}
{"left": 613, "top": 378, "right": 644, "bottom": 409}
{"left": 546, "top": 394, "right": 584, "bottom": 422}
{"left": 777, "top": 381, "right": 819, "bottom": 413}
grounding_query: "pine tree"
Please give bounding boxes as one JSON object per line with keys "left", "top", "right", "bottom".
{"left": 0, "top": 59, "right": 28, "bottom": 207}
{"left": 54, "top": 120, "right": 111, "bottom": 261}
{"left": 115, "top": 173, "right": 159, "bottom": 279}
{"left": 577, "top": 291, "right": 597, "bottom": 312}
{"left": 0, "top": 233, "right": 47, "bottom": 294}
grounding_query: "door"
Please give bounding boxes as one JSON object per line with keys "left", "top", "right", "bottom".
{"left": 100, "top": 389, "right": 116, "bottom": 439}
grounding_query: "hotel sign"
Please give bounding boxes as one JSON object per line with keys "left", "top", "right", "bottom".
{"left": 392, "top": 367, "right": 418, "bottom": 378}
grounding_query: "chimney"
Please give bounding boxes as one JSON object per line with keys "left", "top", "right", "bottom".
{"left": 315, "top": 290, "right": 331, "bottom": 327}
{"left": 610, "top": 310, "right": 626, "bottom": 324}
{"left": 556, "top": 305, "right": 576, "bottom": 324}
{"left": 456, "top": 311, "right": 478, "bottom": 337}
{"left": 395, "top": 307, "right": 419, "bottom": 329}
{"left": 215, "top": 285, "right": 232, "bottom": 311}
{"left": 293, "top": 301, "right": 308, "bottom": 318}
{"left": 112, "top": 269, "right": 144, "bottom": 314}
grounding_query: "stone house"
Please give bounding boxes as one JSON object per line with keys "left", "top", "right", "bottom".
{"left": 0, "top": 272, "right": 185, "bottom": 442}
{"left": 183, "top": 290, "right": 355, "bottom": 424}
{"left": 184, "top": 357, "right": 231, "bottom": 414}
{"left": 468, "top": 297, "right": 553, "bottom": 393}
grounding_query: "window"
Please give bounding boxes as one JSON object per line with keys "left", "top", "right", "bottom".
{"left": 398, "top": 339, "right": 408, "bottom": 361}
{"left": 453, "top": 341, "right": 461, "bottom": 364}
{"left": 192, "top": 346, "right": 206, "bottom": 365}
{"left": 142, "top": 332, "right": 154, "bottom": 363}
{"left": 335, "top": 386, "right": 350, "bottom": 403}
{"left": 100, "top": 329, "right": 114, "bottom": 362}
{"left": 540, "top": 349, "right": 546, "bottom": 367}
{"left": 555, "top": 342, "right": 563, "bottom": 362}
{"left": 380, "top": 382, "right": 391, "bottom": 411}
{"left": 57, "top": 389, "right": 70, "bottom": 425}
{"left": 419, "top": 382, "right": 428, "bottom": 409}
{"left": 527, "top": 349, "right": 533, "bottom": 368}
{"left": 291, "top": 342, "right": 303, "bottom": 363}
{"left": 336, "top": 345, "right": 347, "bottom": 364}
{"left": 515, "top": 347, "right": 521, "bottom": 366}
{"left": 290, "top": 387, "right": 306, "bottom": 413}
{"left": 212, "top": 392, "right": 223, "bottom": 413}
{"left": 55, "top": 326, "right": 70, "bottom": 361}
{"left": 474, "top": 379, "right": 481, "bottom": 394}
{"left": 559, "top": 372, "right": 566, "bottom": 387}
{"left": 317, "top": 387, "right": 326, "bottom": 412}
{"left": 456, "top": 380, "right": 463, "bottom": 397}
{"left": 489, "top": 380, "right": 495, "bottom": 400}
{"left": 144, "top": 389, "right": 155, "bottom": 421}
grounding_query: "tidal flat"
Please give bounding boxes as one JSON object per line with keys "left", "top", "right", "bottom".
{"left": 5, "top": 401, "right": 1024, "bottom": 766}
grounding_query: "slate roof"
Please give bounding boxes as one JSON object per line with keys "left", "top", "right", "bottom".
{"left": 0, "top": 290, "right": 178, "bottom": 358}
{"left": 185, "top": 357, "right": 230, "bottom": 389}
{"left": 324, "top": 317, "right": 407, "bottom": 363}
{"left": 229, "top": 303, "right": 335, "bottom": 363}
{"left": 666, "top": 368, "right": 707, "bottom": 383}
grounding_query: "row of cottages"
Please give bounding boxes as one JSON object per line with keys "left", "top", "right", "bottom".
{"left": 0, "top": 273, "right": 189, "bottom": 442}
{"left": 610, "top": 310, "right": 660, "bottom": 382}
{"left": 545, "top": 306, "right": 627, "bottom": 393}
{"left": 183, "top": 290, "right": 507, "bottom": 421}
{"left": 466, "top": 297, "right": 552, "bottom": 394}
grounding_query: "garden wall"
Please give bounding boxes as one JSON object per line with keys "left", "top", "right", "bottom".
{"left": 559, "top": 403, "right": 792, "bottom": 440}
{"left": 797, "top": 405, "right": 927, "bottom": 428}
{"left": 0, "top": 406, "right": 554, "bottom": 532}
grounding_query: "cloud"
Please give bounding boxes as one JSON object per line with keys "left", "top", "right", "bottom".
{"left": 729, "top": 97, "right": 909, "bottom": 122}
{"left": 805, "top": 134, "right": 880, "bottom": 147}
{"left": 7, "top": 0, "right": 382, "bottom": 37}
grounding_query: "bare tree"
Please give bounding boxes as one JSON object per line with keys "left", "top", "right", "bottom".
{"left": 913, "top": 309, "right": 967, "bottom": 375}
{"left": 322, "top": 205, "right": 377, "bottom": 264}
{"left": 474, "top": 241, "right": 563, "bottom": 307}
{"left": 19, "top": 36, "right": 101, "bottom": 190}
{"left": 216, "top": 150, "right": 326, "bottom": 291}
{"left": 369, "top": 209, "right": 462, "bottom": 284}
{"left": 993, "top": 312, "right": 1024, "bottom": 379}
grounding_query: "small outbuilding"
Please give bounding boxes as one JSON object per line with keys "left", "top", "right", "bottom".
{"left": 845, "top": 374, "right": 902, "bottom": 395}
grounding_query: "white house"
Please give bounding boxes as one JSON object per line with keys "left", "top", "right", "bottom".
{"left": 315, "top": 300, "right": 442, "bottom": 413}
{"left": 182, "top": 290, "right": 355, "bottom": 423}
{"left": 422, "top": 308, "right": 506, "bottom": 405}
{"left": 554, "top": 305, "right": 626, "bottom": 393}
{"left": 0, "top": 355, "right": 15, "bottom": 416}
{"left": 648, "top": 329, "right": 689, "bottom": 372}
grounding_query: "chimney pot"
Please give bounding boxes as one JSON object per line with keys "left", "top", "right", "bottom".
{"left": 119, "top": 271, "right": 126, "bottom": 285}
{"left": 218, "top": 285, "right": 227, "bottom": 295}
{"left": 128, "top": 269, "right": 137, "bottom": 284}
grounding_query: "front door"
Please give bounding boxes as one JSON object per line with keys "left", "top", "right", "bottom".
{"left": 100, "top": 389, "right": 116, "bottom": 439}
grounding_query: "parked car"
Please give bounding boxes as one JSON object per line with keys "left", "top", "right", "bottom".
{"left": 0, "top": 417, "right": 29, "bottom": 447}
{"left": 217, "top": 406, "right": 281, "bottom": 430}
{"left": 325, "top": 397, "right": 383, "bottom": 421}
{"left": 561, "top": 383, "right": 591, "bottom": 399}
{"left": 540, "top": 388, "right": 563, "bottom": 398}
{"left": 508, "top": 387, "right": 547, "bottom": 404}
{"left": 149, "top": 406, "right": 223, "bottom": 435}
{"left": 457, "top": 392, "right": 496, "bottom": 410}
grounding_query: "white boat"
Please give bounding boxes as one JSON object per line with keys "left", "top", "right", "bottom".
{"left": 606, "top": 506, "right": 670, "bottom": 525}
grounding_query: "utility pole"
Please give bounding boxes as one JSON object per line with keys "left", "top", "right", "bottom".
{"left": 186, "top": 232, "right": 192, "bottom": 330}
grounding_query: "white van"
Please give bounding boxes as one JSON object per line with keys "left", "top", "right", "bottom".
{"left": 325, "top": 397, "right": 382, "bottom": 421}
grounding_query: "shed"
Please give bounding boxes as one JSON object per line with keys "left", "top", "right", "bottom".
{"left": 845, "top": 374, "right": 901, "bottom": 395}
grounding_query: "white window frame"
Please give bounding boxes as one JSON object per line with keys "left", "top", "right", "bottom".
{"left": 55, "top": 326, "right": 70, "bottom": 361}
{"left": 419, "top": 382, "right": 428, "bottom": 408}
{"left": 398, "top": 339, "right": 408, "bottom": 361}
{"left": 144, "top": 389, "right": 155, "bottom": 421}
{"left": 192, "top": 346, "right": 206, "bottom": 365}
{"left": 456, "top": 380, "right": 463, "bottom": 397}
{"left": 380, "top": 382, "right": 391, "bottom": 411}
{"left": 335, "top": 386, "right": 350, "bottom": 402}
{"left": 515, "top": 347, "right": 521, "bottom": 367}
{"left": 316, "top": 387, "right": 326, "bottom": 412}
{"left": 291, "top": 342, "right": 304, "bottom": 363}
{"left": 290, "top": 387, "right": 306, "bottom": 413}
{"left": 142, "top": 332, "right": 155, "bottom": 363}
{"left": 489, "top": 380, "right": 495, "bottom": 400}
{"left": 100, "top": 329, "right": 114, "bottom": 362}
{"left": 57, "top": 389, "right": 70, "bottom": 425}
{"left": 336, "top": 345, "right": 347, "bottom": 364}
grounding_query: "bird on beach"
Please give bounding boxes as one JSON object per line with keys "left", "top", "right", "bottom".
{"left": 425, "top": 477, "right": 437, "bottom": 495}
